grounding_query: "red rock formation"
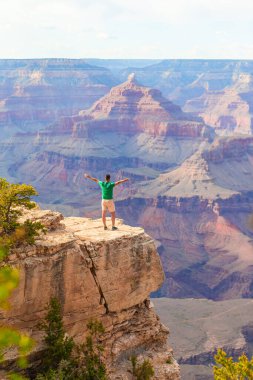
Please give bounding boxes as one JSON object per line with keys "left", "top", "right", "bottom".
{"left": 56, "top": 74, "right": 208, "bottom": 138}
{"left": 115, "top": 136, "right": 253, "bottom": 300}
{"left": 184, "top": 74, "right": 253, "bottom": 135}
{"left": 0, "top": 59, "right": 116, "bottom": 135}
{"left": 203, "top": 135, "right": 253, "bottom": 162}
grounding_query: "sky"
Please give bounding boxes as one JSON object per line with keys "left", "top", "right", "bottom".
{"left": 0, "top": 0, "right": 253, "bottom": 59}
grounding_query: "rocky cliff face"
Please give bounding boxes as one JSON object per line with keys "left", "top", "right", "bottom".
{"left": 117, "top": 197, "right": 253, "bottom": 300}
{"left": 0, "top": 209, "right": 180, "bottom": 380}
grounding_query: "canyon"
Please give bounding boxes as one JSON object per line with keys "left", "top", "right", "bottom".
{"left": 117, "top": 135, "right": 253, "bottom": 299}
{"left": 1, "top": 63, "right": 252, "bottom": 300}
{"left": 1, "top": 58, "right": 253, "bottom": 378}
{"left": 153, "top": 297, "right": 253, "bottom": 380}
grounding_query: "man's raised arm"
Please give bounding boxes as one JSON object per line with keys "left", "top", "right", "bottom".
{"left": 115, "top": 178, "right": 129, "bottom": 186}
{"left": 84, "top": 173, "right": 99, "bottom": 183}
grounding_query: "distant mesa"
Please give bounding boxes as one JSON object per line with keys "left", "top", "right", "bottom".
{"left": 184, "top": 73, "right": 253, "bottom": 135}
{"left": 59, "top": 76, "right": 210, "bottom": 138}
{"left": 137, "top": 135, "right": 253, "bottom": 200}
{"left": 0, "top": 59, "right": 117, "bottom": 134}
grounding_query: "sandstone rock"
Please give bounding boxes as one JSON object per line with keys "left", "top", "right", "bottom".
{"left": 19, "top": 208, "right": 64, "bottom": 230}
{"left": 0, "top": 210, "right": 180, "bottom": 379}
{"left": 74, "top": 74, "right": 208, "bottom": 138}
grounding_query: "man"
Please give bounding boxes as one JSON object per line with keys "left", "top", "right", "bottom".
{"left": 84, "top": 173, "right": 129, "bottom": 230}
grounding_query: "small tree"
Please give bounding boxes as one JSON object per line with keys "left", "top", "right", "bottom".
{"left": 35, "top": 365, "right": 66, "bottom": 380}
{"left": 130, "top": 355, "right": 154, "bottom": 380}
{"left": 36, "top": 300, "right": 108, "bottom": 380}
{"left": 214, "top": 348, "right": 253, "bottom": 379}
{"left": 0, "top": 178, "right": 45, "bottom": 252}
{"left": 75, "top": 319, "right": 107, "bottom": 380}
{"left": 0, "top": 178, "right": 37, "bottom": 234}
{"left": 38, "top": 298, "right": 74, "bottom": 373}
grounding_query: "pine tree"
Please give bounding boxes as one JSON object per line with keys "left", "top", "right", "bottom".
{"left": 36, "top": 304, "right": 108, "bottom": 380}
{"left": 38, "top": 298, "right": 74, "bottom": 372}
{"left": 75, "top": 319, "right": 107, "bottom": 380}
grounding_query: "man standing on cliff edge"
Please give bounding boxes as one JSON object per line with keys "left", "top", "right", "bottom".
{"left": 84, "top": 173, "right": 129, "bottom": 230}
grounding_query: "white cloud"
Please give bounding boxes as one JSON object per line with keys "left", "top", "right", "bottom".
{"left": 97, "top": 32, "right": 110, "bottom": 40}
{"left": 0, "top": 0, "right": 252, "bottom": 58}
{"left": 108, "top": 0, "right": 253, "bottom": 24}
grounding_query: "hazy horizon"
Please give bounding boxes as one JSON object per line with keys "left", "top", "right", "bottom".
{"left": 1, "top": 58, "right": 253, "bottom": 62}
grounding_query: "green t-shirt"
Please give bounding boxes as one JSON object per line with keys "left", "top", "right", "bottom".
{"left": 98, "top": 181, "right": 115, "bottom": 200}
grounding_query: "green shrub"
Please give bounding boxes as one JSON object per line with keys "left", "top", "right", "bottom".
{"left": 74, "top": 319, "right": 107, "bottom": 380}
{"left": 0, "top": 178, "right": 45, "bottom": 252}
{"left": 130, "top": 355, "right": 154, "bottom": 380}
{"left": 0, "top": 178, "right": 37, "bottom": 234}
{"left": 166, "top": 356, "right": 172, "bottom": 364}
{"left": 214, "top": 348, "right": 253, "bottom": 379}
{"left": 35, "top": 361, "right": 68, "bottom": 380}
{"left": 21, "top": 220, "right": 46, "bottom": 245}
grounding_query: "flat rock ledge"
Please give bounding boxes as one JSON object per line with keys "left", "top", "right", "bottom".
{"left": 1, "top": 210, "right": 180, "bottom": 379}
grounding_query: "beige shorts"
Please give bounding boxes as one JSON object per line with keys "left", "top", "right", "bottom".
{"left": 102, "top": 199, "right": 115, "bottom": 213}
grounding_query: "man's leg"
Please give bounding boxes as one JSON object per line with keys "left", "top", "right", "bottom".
{"left": 109, "top": 201, "right": 117, "bottom": 230}
{"left": 102, "top": 210, "right": 107, "bottom": 228}
{"left": 111, "top": 211, "right": 116, "bottom": 227}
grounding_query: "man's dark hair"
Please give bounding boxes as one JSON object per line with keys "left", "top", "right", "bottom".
{"left": 105, "top": 174, "right": 111, "bottom": 181}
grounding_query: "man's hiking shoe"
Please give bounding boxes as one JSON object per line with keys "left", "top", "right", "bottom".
{"left": 112, "top": 226, "right": 118, "bottom": 231}
{"left": 104, "top": 226, "right": 108, "bottom": 230}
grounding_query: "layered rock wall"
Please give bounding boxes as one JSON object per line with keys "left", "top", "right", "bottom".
{"left": 0, "top": 209, "right": 180, "bottom": 379}
{"left": 0, "top": 59, "right": 115, "bottom": 135}
{"left": 116, "top": 197, "right": 253, "bottom": 300}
